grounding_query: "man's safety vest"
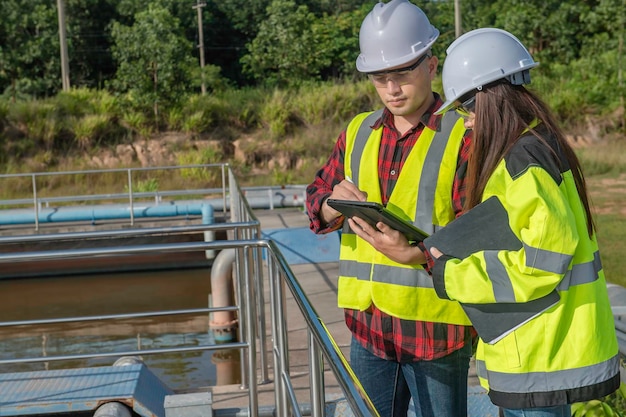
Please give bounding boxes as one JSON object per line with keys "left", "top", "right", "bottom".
{"left": 337, "top": 110, "right": 472, "bottom": 324}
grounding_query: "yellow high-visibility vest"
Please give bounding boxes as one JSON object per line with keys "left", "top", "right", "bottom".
{"left": 337, "top": 110, "right": 471, "bottom": 324}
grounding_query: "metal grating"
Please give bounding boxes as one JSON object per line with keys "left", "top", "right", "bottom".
{"left": 0, "top": 364, "right": 173, "bottom": 417}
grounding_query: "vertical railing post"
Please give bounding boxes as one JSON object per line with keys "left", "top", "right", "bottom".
{"left": 276, "top": 258, "right": 290, "bottom": 415}
{"left": 233, "top": 247, "right": 248, "bottom": 390}
{"left": 32, "top": 174, "right": 39, "bottom": 231}
{"left": 228, "top": 169, "right": 240, "bottom": 224}
{"left": 222, "top": 164, "right": 228, "bottom": 219}
{"left": 309, "top": 332, "right": 325, "bottom": 417}
{"left": 268, "top": 254, "right": 286, "bottom": 417}
{"left": 255, "top": 244, "right": 270, "bottom": 384}
{"left": 268, "top": 188, "right": 274, "bottom": 210}
{"left": 243, "top": 245, "right": 259, "bottom": 417}
{"left": 127, "top": 169, "right": 134, "bottom": 226}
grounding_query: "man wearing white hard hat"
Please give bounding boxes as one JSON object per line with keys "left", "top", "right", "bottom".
{"left": 306, "top": 1, "right": 475, "bottom": 415}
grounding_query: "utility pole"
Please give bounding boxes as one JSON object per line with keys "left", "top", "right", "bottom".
{"left": 454, "top": 0, "right": 462, "bottom": 38}
{"left": 57, "top": 0, "right": 70, "bottom": 91}
{"left": 193, "top": 1, "right": 207, "bottom": 95}
{"left": 617, "top": 0, "right": 626, "bottom": 132}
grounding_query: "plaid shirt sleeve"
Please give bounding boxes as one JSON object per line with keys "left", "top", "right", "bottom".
{"left": 305, "top": 130, "right": 348, "bottom": 234}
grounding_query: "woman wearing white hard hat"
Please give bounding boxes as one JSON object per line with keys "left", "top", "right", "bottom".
{"left": 429, "top": 28, "right": 620, "bottom": 417}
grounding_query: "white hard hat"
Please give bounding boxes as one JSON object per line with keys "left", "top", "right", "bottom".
{"left": 356, "top": 0, "right": 439, "bottom": 73}
{"left": 437, "top": 28, "right": 539, "bottom": 114}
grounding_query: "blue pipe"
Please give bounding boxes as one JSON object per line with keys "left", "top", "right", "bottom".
{"left": 0, "top": 203, "right": 209, "bottom": 225}
{"left": 0, "top": 189, "right": 307, "bottom": 226}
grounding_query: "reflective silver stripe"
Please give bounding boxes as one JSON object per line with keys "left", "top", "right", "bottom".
{"left": 524, "top": 243, "right": 572, "bottom": 274}
{"left": 558, "top": 251, "right": 603, "bottom": 290}
{"left": 339, "top": 259, "right": 372, "bottom": 279}
{"left": 414, "top": 112, "right": 459, "bottom": 233}
{"left": 484, "top": 247, "right": 602, "bottom": 299}
{"left": 485, "top": 250, "right": 516, "bottom": 302}
{"left": 373, "top": 264, "right": 433, "bottom": 287}
{"left": 476, "top": 358, "right": 487, "bottom": 380}
{"left": 339, "top": 260, "right": 433, "bottom": 288}
{"left": 476, "top": 355, "right": 619, "bottom": 393}
{"left": 350, "top": 109, "right": 383, "bottom": 186}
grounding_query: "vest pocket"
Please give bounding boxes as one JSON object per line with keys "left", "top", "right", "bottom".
{"left": 502, "top": 332, "right": 521, "bottom": 368}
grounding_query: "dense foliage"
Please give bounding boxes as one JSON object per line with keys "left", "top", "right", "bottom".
{"left": 0, "top": 0, "right": 624, "bottom": 156}
{"left": 0, "top": 0, "right": 624, "bottom": 95}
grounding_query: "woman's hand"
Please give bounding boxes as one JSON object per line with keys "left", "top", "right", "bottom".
{"left": 429, "top": 247, "right": 444, "bottom": 259}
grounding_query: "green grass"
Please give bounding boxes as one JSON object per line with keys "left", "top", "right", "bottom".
{"left": 590, "top": 178, "right": 626, "bottom": 288}
{"left": 576, "top": 138, "right": 626, "bottom": 287}
{"left": 596, "top": 213, "right": 626, "bottom": 287}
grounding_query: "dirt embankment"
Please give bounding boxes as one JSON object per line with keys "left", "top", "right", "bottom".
{"left": 23, "top": 108, "right": 625, "bottom": 187}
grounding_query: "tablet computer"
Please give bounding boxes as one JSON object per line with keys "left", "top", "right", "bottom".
{"left": 326, "top": 199, "right": 429, "bottom": 242}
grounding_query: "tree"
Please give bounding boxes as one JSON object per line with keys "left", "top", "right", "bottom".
{"left": 487, "top": 0, "right": 590, "bottom": 63}
{"left": 213, "top": 0, "right": 272, "bottom": 39}
{"left": 310, "top": 5, "right": 370, "bottom": 80}
{"left": 241, "top": 0, "right": 330, "bottom": 87}
{"left": 0, "top": 0, "right": 62, "bottom": 99}
{"left": 109, "top": 4, "right": 196, "bottom": 124}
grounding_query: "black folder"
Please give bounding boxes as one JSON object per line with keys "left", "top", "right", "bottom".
{"left": 423, "top": 196, "right": 522, "bottom": 258}
{"left": 423, "top": 196, "right": 560, "bottom": 344}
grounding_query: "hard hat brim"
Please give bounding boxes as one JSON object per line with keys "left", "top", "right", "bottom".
{"left": 356, "top": 36, "right": 438, "bottom": 73}
{"left": 434, "top": 100, "right": 456, "bottom": 116}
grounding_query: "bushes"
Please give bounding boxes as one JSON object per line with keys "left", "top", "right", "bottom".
{"left": 531, "top": 50, "right": 626, "bottom": 126}
{"left": 0, "top": 80, "right": 378, "bottom": 153}
{"left": 0, "top": 65, "right": 622, "bottom": 174}
{"left": 572, "top": 382, "right": 626, "bottom": 416}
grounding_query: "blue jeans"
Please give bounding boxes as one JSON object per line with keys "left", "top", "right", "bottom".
{"left": 350, "top": 337, "right": 472, "bottom": 417}
{"left": 500, "top": 405, "right": 571, "bottom": 417}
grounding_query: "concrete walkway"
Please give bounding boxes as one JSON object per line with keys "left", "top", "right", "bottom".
{"left": 209, "top": 208, "right": 499, "bottom": 417}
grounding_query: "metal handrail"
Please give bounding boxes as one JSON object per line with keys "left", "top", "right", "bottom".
{"left": 0, "top": 164, "right": 231, "bottom": 230}
{"left": 0, "top": 188, "right": 221, "bottom": 206}
{"left": 0, "top": 186, "right": 307, "bottom": 207}
{"left": 0, "top": 164, "right": 377, "bottom": 417}
{"left": 0, "top": 165, "right": 306, "bottom": 231}
{"left": 266, "top": 239, "right": 378, "bottom": 417}
{"left": 0, "top": 239, "right": 378, "bottom": 417}
{"left": 0, "top": 221, "right": 258, "bottom": 244}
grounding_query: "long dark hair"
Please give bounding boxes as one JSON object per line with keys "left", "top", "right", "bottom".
{"left": 465, "top": 82, "right": 595, "bottom": 236}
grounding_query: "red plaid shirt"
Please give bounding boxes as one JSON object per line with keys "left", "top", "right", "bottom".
{"left": 306, "top": 95, "right": 475, "bottom": 362}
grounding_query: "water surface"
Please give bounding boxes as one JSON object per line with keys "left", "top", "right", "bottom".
{"left": 0, "top": 268, "right": 241, "bottom": 390}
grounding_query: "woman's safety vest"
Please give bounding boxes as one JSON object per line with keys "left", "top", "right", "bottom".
{"left": 435, "top": 129, "right": 620, "bottom": 408}
{"left": 337, "top": 110, "right": 471, "bottom": 324}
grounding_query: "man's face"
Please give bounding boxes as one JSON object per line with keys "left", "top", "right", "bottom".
{"left": 368, "top": 54, "right": 438, "bottom": 119}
